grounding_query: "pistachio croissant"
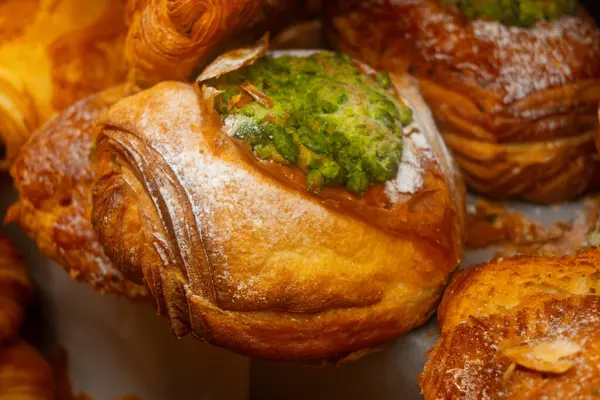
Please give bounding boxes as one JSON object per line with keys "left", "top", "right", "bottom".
{"left": 421, "top": 248, "right": 600, "bottom": 399}
{"left": 0, "top": 0, "right": 127, "bottom": 169}
{"left": 91, "top": 43, "right": 465, "bottom": 361}
{"left": 7, "top": 86, "right": 148, "bottom": 300}
{"left": 124, "top": 0, "right": 312, "bottom": 86}
{"left": 326, "top": 0, "right": 600, "bottom": 203}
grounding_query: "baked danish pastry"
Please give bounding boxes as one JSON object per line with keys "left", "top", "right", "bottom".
{"left": 124, "top": 0, "right": 313, "bottom": 86}
{"left": 7, "top": 86, "right": 148, "bottom": 300}
{"left": 0, "top": 0, "right": 127, "bottom": 169}
{"left": 326, "top": 0, "right": 600, "bottom": 203}
{"left": 91, "top": 42, "right": 465, "bottom": 361}
{"left": 421, "top": 248, "right": 600, "bottom": 399}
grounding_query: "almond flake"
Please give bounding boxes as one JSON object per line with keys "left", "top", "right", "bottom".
{"left": 501, "top": 339, "right": 582, "bottom": 374}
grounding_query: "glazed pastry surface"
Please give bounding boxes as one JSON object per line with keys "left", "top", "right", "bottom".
{"left": 327, "top": 0, "right": 600, "bottom": 202}
{"left": 90, "top": 48, "right": 465, "bottom": 361}
{"left": 0, "top": 0, "right": 127, "bottom": 169}
{"left": 7, "top": 86, "right": 148, "bottom": 300}
{"left": 421, "top": 248, "right": 600, "bottom": 399}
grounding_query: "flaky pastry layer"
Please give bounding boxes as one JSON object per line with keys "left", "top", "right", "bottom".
{"left": 326, "top": 0, "right": 600, "bottom": 203}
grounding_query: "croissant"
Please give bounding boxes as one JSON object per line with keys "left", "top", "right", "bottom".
{"left": 91, "top": 42, "right": 465, "bottom": 361}
{"left": 124, "top": 0, "right": 314, "bottom": 86}
{"left": 0, "top": 341, "right": 53, "bottom": 400}
{"left": 0, "top": 0, "right": 127, "bottom": 169}
{"left": 326, "top": 0, "right": 600, "bottom": 203}
{"left": 7, "top": 86, "right": 148, "bottom": 300}
{"left": 0, "top": 236, "right": 31, "bottom": 344}
{"left": 420, "top": 248, "right": 600, "bottom": 399}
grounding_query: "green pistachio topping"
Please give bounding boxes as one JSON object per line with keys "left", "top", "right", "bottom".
{"left": 210, "top": 52, "right": 412, "bottom": 194}
{"left": 446, "top": 0, "right": 578, "bottom": 27}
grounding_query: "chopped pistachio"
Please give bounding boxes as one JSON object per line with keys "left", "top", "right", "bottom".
{"left": 306, "top": 169, "right": 325, "bottom": 191}
{"left": 447, "top": 0, "right": 578, "bottom": 27}
{"left": 211, "top": 51, "right": 413, "bottom": 195}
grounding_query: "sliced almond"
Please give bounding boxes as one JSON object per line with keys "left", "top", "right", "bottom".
{"left": 196, "top": 33, "right": 269, "bottom": 83}
{"left": 239, "top": 80, "right": 273, "bottom": 108}
{"left": 501, "top": 339, "right": 582, "bottom": 374}
{"left": 502, "top": 362, "right": 517, "bottom": 382}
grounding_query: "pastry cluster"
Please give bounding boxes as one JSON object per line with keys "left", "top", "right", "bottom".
{"left": 1, "top": 0, "right": 600, "bottom": 397}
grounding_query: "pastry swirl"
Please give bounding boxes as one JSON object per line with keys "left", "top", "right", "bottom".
{"left": 326, "top": 0, "right": 600, "bottom": 203}
{"left": 91, "top": 45, "right": 465, "bottom": 361}
{"left": 124, "top": 0, "right": 312, "bottom": 86}
{"left": 421, "top": 248, "right": 600, "bottom": 399}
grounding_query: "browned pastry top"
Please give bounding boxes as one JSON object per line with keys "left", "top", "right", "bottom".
{"left": 424, "top": 296, "right": 600, "bottom": 399}
{"left": 421, "top": 248, "right": 600, "bottom": 399}
{"left": 7, "top": 86, "right": 148, "bottom": 299}
{"left": 328, "top": 0, "right": 600, "bottom": 142}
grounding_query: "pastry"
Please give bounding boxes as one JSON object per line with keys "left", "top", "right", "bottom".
{"left": 124, "top": 0, "right": 314, "bottom": 86}
{"left": 91, "top": 41, "right": 465, "bottom": 361}
{"left": 420, "top": 248, "right": 600, "bottom": 399}
{"left": 0, "top": 236, "right": 31, "bottom": 345}
{"left": 0, "top": 341, "right": 53, "bottom": 400}
{"left": 5, "top": 0, "right": 317, "bottom": 299}
{"left": 7, "top": 86, "right": 148, "bottom": 300}
{"left": 0, "top": 0, "right": 127, "bottom": 169}
{"left": 326, "top": 0, "right": 600, "bottom": 203}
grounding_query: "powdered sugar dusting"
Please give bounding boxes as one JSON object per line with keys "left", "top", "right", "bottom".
{"left": 471, "top": 16, "right": 600, "bottom": 103}
{"left": 355, "top": 2, "right": 600, "bottom": 106}
{"left": 385, "top": 126, "right": 428, "bottom": 202}
{"left": 385, "top": 75, "right": 457, "bottom": 203}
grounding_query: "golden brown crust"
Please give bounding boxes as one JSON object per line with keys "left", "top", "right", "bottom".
{"left": 7, "top": 86, "right": 148, "bottom": 300}
{"left": 421, "top": 248, "right": 600, "bottom": 399}
{"left": 326, "top": 0, "right": 600, "bottom": 203}
{"left": 0, "top": 341, "right": 54, "bottom": 400}
{"left": 0, "top": 236, "right": 32, "bottom": 345}
{"left": 91, "top": 66, "right": 465, "bottom": 361}
{"left": 0, "top": 0, "right": 127, "bottom": 169}
{"left": 124, "top": 0, "right": 312, "bottom": 86}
